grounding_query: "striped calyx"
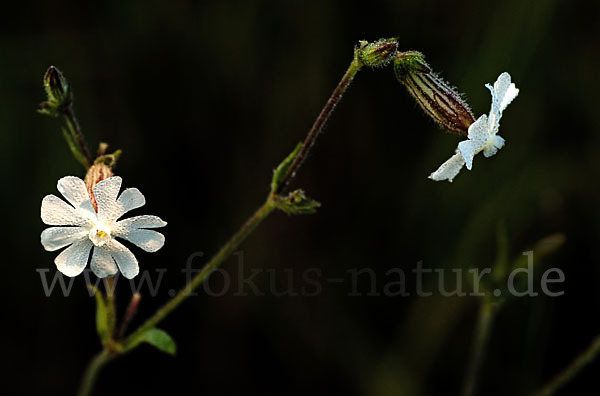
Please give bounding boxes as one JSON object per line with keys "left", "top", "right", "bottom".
{"left": 84, "top": 163, "right": 114, "bottom": 212}
{"left": 394, "top": 51, "right": 475, "bottom": 135}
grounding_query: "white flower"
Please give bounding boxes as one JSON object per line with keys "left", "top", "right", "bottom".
{"left": 429, "top": 72, "right": 519, "bottom": 182}
{"left": 40, "top": 176, "right": 167, "bottom": 279}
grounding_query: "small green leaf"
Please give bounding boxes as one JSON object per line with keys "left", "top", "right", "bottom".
{"left": 94, "top": 149, "right": 123, "bottom": 169}
{"left": 88, "top": 286, "right": 110, "bottom": 343}
{"left": 135, "top": 328, "right": 177, "bottom": 356}
{"left": 271, "top": 142, "right": 303, "bottom": 193}
{"left": 274, "top": 189, "right": 321, "bottom": 215}
{"left": 37, "top": 101, "right": 59, "bottom": 117}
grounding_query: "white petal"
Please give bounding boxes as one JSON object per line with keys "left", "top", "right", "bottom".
{"left": 57, "top": 176, "right": 96, "bottom": 219}
{"left": 41, "top": 195, "right": 92, "bottom": 226}
{"left": 458, "top": 140, "right": 480, "bottom": 170}
{"left": 115, "top": 215, "right": 167, "bottom": 231}
{"left": 55, "top": 239, "right": 93, "bottom": 277}
{"left": 429, "top": 151, "right": 466, "bottom": 182}
{"left": 113, "top": 215, "right": 167, "bottom": 252}
{"left": 118, "top": 229, "right": 165, "bottom": 252}
{"left": 105, "top": 239, "right": 139, "bottom": 279}
{"left": 41, "top": 226, "right": 88, "bottom": 251}
{"left": 94, "top": 177, "right": 123, "bottom": 222}
{"left": 487, "top": 72, "right": 519, "bottom": 114}
{"left": 467, "top": 115, "right": 491, "bottom": 145}
{"left": 500, "top": 83, "right": 519, "bottom": 112}
{"left": 90, "top": 247, "right": 118, "bottom": 278}
{"left": 483, "top": 135, "right": 505, "bottom": 158}
{"left": 116, "top": 188, "right": 146, "bottom": 219}
{"left": 493, "top": 135, "right": 506, "bottom": 149}
{"left": 459, "top": 115, "right": 492, "bottom": 170}
{"left": 485, "top": 72, "right": 519, "bottom": 136}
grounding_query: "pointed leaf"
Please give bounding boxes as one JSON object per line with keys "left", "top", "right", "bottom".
{"left": 88, "top": 285, "right": 110, "bottom": 343}
{"left": 137, "top": 328, "right": 176, "bottom": 355}
{"left": 271, "top": 142, "right": 303, "bottom": 193}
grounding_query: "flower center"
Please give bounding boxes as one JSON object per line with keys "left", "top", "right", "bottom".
{"left": 89, "top": 224, "right": 112, "bottom": 247}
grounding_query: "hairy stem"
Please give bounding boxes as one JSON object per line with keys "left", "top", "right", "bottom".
{"left": 78, "top": 51, "right": 364, "bottom": 395}
{"left": 77, "top": 349, "right": 114, "bottom": 396}
{"left": 532, "top": 334, "right": 600, "bottom": 396}
{"left": 461, "top": 299, "right": 498, "bottom": 396}
{"left": 276, "top": 56, "right": 362, "bottom": 193}
{"left": 122, "top": 54, "right": 364, "bottom": 344}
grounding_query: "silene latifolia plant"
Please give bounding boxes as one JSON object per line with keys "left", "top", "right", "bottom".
{"left": 38, "top": 39, "right": 521, "bottom": 396}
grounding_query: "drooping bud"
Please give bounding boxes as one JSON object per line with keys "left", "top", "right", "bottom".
{"left": 394, "top": 51, "right": 475, "bottom": 135}
{"left": 39, "top": 66, "right": 71, "bottom": 116}
{"left": 356, "top": 38, "right": 399, "bottom": 68}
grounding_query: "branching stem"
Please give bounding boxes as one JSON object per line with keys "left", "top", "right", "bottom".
{"left": 77, "top": 52, "right": 364, "bottom": 396}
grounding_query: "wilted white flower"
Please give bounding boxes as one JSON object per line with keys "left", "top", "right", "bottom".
{"left": 40, "top": 176, "right": 166, "bottom": 279}
{"left": 429, "top": 72, "right": 519, "bottom": 182}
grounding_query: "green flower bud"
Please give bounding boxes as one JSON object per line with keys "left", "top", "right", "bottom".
{"left": 356, "top": 39, "right": 398, "bottom": 68}
{"left": 43, "top": 66, "right": 71, "bottom": 106}
{"left": 394, "top": 51, "right": 475, "bottom": 135}
{"left": 39, "top": 66, "right": 72, "bottom": 117}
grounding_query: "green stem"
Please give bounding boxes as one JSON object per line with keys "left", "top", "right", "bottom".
{"left": 122, "top": 55, "right": 364, "bottom": 345}
{"left": 104, "top": 276, "right": 117, "bottom": 337}
{"left": 461, "top": 298, "right": 498, "bottom": 396}
{"left": 122, "top": 198, "right": 276, "bottom": 349}
{"left": 77, "top": 51, "right": 364, "bottom": 395}
{"left": 532, "top": 334, "right": 600, "bottom": 396}
{"left": 77, "top": 199, "right": 275, "bottom": 393}
{"left": 64, "top": 107, "right": 92, "bottom": 168}
{"left": 77, "top": 349, "right": 114, "bottom": 396}
{"left": 275, "top": 56, "right": 362, "bottom": 194}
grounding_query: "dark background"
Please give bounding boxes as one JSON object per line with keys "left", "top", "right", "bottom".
{"left": 2, "top": 0, "right": 599, "bottom": 395}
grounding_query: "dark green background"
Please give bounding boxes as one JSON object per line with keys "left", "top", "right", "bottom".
{"left": 2, "top": 0, "right": 599, "bottom": 395}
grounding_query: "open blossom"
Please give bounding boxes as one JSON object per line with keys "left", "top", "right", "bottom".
{"left": 40, "top": 176, "right": 166, "bottom": 279}
{"left": 429, "top": 72, "right": 519, "bottom": 182}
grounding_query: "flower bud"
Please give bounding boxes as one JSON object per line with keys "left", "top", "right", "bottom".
{"left": 43, "top": 66, "right": 71, "bottom": 108}
{"left": 356, "top": 39, "right": 399, "bottom": 68}
{"left": 84, "top": 163, "right": 114, "bottom": 212}
{"left": 394, "top": 51, "right": 475, "bottom": 135}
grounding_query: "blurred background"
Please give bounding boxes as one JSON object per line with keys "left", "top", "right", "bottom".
{"left": 2, "top": 0, "right": 599, "bottom": 395}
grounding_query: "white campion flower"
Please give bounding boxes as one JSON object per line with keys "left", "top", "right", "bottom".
{"left": 429, "top": 72, "right": 519, "bottom": 182}
{"left": 40, "top": 176, "right": 166, "bottom": 279}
